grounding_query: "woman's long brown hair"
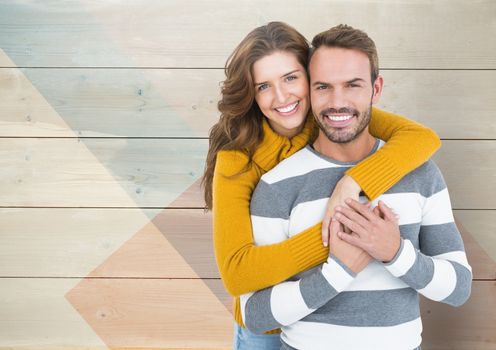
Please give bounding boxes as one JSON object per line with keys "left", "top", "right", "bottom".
{"left": 202, "top": 22, "right": 310, "bottom": 210}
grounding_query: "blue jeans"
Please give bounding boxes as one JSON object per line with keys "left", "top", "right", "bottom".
{"left": 233, "top": 323, "right": 281, "bottom": 350}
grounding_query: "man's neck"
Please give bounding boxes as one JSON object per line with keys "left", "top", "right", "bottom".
{"left": 312, "top": 129, "right": 377, "bottom": 163}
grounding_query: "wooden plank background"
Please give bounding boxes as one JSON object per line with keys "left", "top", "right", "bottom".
{"left": 0, "top": 1, "right": 495, "bottom": 349}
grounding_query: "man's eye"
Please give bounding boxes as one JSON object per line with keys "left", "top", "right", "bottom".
{"left": 348, "top": 84, "right": 360, "bottom": 88}
{"left": 316, "top": 85, "right": 327, "bottom": 90}
{"left": 286, "top": 75, "right": 297, "bottom": 81}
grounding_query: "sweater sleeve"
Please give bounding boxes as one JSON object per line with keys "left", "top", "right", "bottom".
{"left": 346, "top": 107, "right": 442, "bottom": 200}
{"left": 383, "top": 163, "right": 472, "bottom": 307}
{"left": 240, "top": 256, "right": 356, "bottom": 334}
{"left": 212, "top": 150, "right": 328, "bottom": 297}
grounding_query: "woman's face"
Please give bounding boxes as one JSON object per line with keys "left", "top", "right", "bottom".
{"left": 252, "top": 50, "right": 309, "bottom": 138}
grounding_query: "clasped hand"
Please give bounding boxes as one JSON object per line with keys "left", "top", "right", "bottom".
{"left": 334, "top": 199, "right": 401, "bottom": 264}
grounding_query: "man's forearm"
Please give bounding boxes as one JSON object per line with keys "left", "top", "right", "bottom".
{"left": 240, "top": 256, "right": 355, "bottom": 334}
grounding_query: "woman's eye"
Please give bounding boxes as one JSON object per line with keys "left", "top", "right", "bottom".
{"left": 258, "top": 83, "right": 269, "bottom": 91}
{"left": 286, "top": 75, "right": 297, "bottom": 81}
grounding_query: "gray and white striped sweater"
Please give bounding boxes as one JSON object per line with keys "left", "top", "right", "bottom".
{"left": 240, "top": 140, "right": 472, "bottom": 350}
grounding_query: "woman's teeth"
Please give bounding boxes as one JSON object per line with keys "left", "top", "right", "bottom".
{"left": 327, "top": 115, "right": 352, "bottom": 121}
{"left": 276, "top": 102, "right": 298, "bottom": 113}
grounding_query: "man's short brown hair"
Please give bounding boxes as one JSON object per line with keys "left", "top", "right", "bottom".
{"left": 310, "top": 24, "right": 379, "bottom": 83}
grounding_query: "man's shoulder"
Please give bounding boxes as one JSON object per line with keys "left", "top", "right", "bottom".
{"left": 389, "top": 159, "right": 447, "bottom": 197}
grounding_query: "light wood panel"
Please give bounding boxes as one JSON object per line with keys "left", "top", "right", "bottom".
{"left": 0, "top": 0, "right": 495, "bottom": 69}
{"left": 456, "top": 210, "right": 496, "bottom": 263}
{"left": 0, "top": 138, "right": 207, "bottom": 208}
{"left": 1, "top": 67, "right": 495, "bottom": 138}
{"left": 420, "top": 281, "right": 496, "bottom": 350}
{"left": 0, "top": 278, "right": 232, "bottom": 349}
{"left": 433, "top": 141, "right": 496, "bottom": 209}
{"left": 1, "top": 278, "right": 493, "bottom": 349}
{"left": 1, "top": 139, "right": 492, "bottom": 208}
{"left": 1, "top": 209, "right": 494, "bottom": 280}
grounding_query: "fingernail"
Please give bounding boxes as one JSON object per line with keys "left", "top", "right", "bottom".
{"left": 335, "top": 206, "right": 341, "bottom": 211}
{"left": 323, "top": 242, "right": 328, "bottom": 247}
{"left": 334, "top": 213, "right": 341, "bottom": 219}
{"left": 345, "top": 198, "right": 351, "bottom": 204}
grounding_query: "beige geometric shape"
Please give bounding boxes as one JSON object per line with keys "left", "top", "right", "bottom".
{"left": 66, "top": 279, "right": 233, "bottom": 348}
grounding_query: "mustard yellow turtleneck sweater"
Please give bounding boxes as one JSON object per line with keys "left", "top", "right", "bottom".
{"left": 211, "top": 107, "right": 441, "bottom": 328}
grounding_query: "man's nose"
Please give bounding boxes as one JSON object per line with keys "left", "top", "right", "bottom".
{"left": 328, "top": 89, "right": 347, "bottom": 109}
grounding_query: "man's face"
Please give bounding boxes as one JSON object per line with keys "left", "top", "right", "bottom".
{"left": 309, "top": 47, "right": 383, "bottom": 143}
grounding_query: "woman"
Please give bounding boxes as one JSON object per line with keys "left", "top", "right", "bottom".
{"left": 202, "top": 22, "right": 440, "bottom": 349}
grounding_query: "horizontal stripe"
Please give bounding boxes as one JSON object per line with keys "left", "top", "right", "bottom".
{"left": 433, "top": 251, "right": 471, "bottom": 272}
{"left": 251, "top": 180, "right": 293, "bottom": 218}
{"left": 321, "top": 257, "right": 355, "bottom": 292}
{"left": 385, "top": 239, "right": 417, "bottom": 277}
{"left": 419, "top": 222, "right": 464, "bottom": 256}
{"left": 417, "top": 259, "right": 457, "bottom": 301}
{"left": 385, "top": 159, "right": 446, "bottom": 198}
{"left": 271, "top": 280, "right": 314, "bottom": 326}
{"left": 422, "top": 188, "right": 454, "bottom": 225}
{"left": 290, "top": 169, "right": 349, "bottom": 210}
{"left": 305, "top": 288, "right": 419, "bottom": 327}
{"left": 244, "top": 287, "right": 282, "bottom": 334}
{"left": 399, "top": 223, "right": 422, "bottom": 248}
{"left": 239, "top": 291, "right": 253, "bottom": 325}
{"left": 262, "top": 148, "right": 344, "bottom": 185}
{"left": 299, "top": 267, "right": 338, "bottom": 309}
{"left": 370, "top": 193, "right": 423, "bottom": 225}
{"left": 442, "top": 261, "right": 473, "bottom": 306}
{"left": 347, "top": 260, "right": 409, "bottom": 291}
{"left": 289, "top": 198, "right": 327, "bottom": 236}
{"left": 250, "top": 215, "right": 288, "bottom": 245}
{"left": 281, "top": 317, "right": 422, "bottom": 350}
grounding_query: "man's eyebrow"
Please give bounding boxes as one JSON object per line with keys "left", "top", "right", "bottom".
{"left": 347, "top": 78, "right": 366, "bottom": 84}
{"left": 312, "top": 81, "right": 329, "bottom": 87}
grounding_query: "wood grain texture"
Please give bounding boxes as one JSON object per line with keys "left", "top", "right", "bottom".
{"left": 0, "top": 278, "right": 232, "bottom": 349}
{"left": 433, "top": 141, "right": 496, "bottom": 210}
{"left": 456, "top": 210, "right": 496, "bottom": 263}
{"left": 1, "top": 0, "right": 495, "bottom": 68}
{"left": 0, "top": 138, "right": 207, "bottom": 208}
{"left": 1, "top": 67, "right": 495, "bottom": 139}
{"left": 3, "top": 139, "right": 491, "bottom": 208}
{"left": 1, "top": 278, "right": 493, "bottom": 349}
{"left": 1, "top": 208, "right": 494, "bottom": 280}
{"left": 420, "top": 281, "right": 496, "bottom": 350}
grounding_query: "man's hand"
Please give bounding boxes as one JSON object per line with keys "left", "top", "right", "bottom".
{"left": 334, "top": 199, "right": 401, "bottom": 263}
{"left": 322, "top": 175, "right": 361, "bottom": 247}
{"left": 329, "top": 216, "right": 372, "bottom": 274}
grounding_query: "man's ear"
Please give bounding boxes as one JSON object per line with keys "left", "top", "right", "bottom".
{"left": 371, "top": 75, "right": 384, "bottom": 104}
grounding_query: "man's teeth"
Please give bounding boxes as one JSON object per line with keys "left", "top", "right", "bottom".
{"left": 327, "top": 115, "right": 352, "bottom": 121}
{"left": 276, "top": 102, "right": 298, "bottom": 113}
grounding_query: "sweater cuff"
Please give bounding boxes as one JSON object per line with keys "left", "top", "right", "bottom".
{"left": 287, "top": 223, "right": 328, "bottom": 272}
{"left": 384, "top": 239, "right": 417, "bottom": 277}
{"left": 345, "top": 151, "right": 402, "bottom": 200}
{"left": 321, "top": 256, "right": 356, "bottom": 292}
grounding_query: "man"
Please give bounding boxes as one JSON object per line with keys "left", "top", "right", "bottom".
{"left": 240, "top": 24, "right": 472, "bottom": 350}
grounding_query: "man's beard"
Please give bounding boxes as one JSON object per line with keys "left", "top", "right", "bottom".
{"left": 313, "top": 104, "right": 372, "bottom": 144}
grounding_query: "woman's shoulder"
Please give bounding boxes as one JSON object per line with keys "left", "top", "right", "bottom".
{"left": 215, "top": 149, "right": 251, "bottom": 176}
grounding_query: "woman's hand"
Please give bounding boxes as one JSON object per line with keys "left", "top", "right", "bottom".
{"left": 321, "top": 175, "right": 361, "bottom": 247}
{"left": 334, "top": 199, "right": 401, "bottom": 263}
